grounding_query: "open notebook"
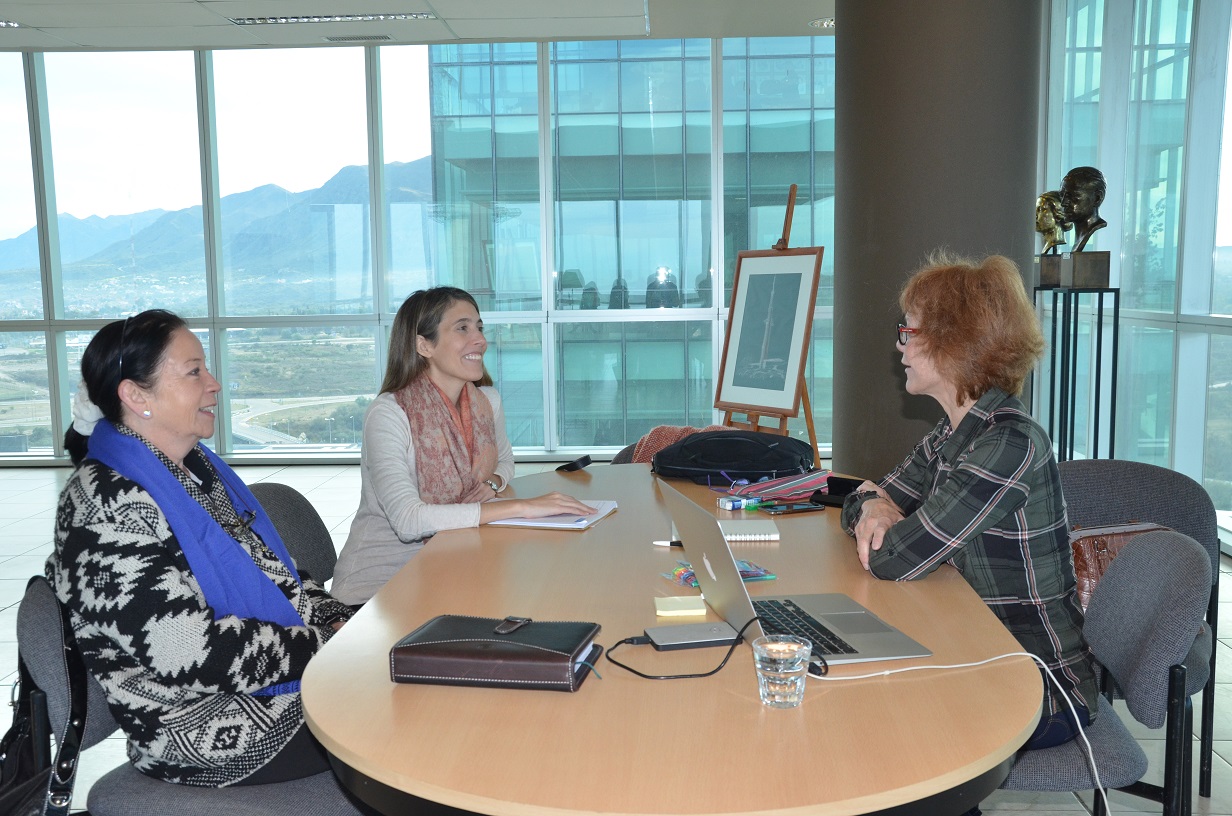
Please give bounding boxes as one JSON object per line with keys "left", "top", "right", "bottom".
{"left": 487, "top": 500, "right": 617, "bottom": 531}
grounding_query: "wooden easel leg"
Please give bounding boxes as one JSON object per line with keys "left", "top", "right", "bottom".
{"left": 799, "top": 377, "right": 820, "bottom": 469}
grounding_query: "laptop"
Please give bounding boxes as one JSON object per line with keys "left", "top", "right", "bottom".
{"left": 658, "top": 479, "right": 931, "bottom": 666}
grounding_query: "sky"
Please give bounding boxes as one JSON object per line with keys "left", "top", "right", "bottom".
{"left": 1, "top": 45, "right": 1232, "bottom": 246}
{"left": 0, "top": 46, "right": 431, "bottom": 242}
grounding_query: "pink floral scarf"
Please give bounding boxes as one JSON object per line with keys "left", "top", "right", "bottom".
{"left": 397, "top": 377, "right": 498, "bottom": 504}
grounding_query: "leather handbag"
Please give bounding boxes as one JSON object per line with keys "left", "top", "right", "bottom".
{"left": 390, "top": 615, "right": 603, "bottom": 692}
{"left": 1070, "top": 522, "right": 1170, "bottom": 611}
{"left": 0, "top": 658, "right": 52, "bottom": 816}
{"left": 651, "top": 430, "right": 815, "bottom": 485}
{"left": 0, "top": 578, "right": 88, "bottom": 816}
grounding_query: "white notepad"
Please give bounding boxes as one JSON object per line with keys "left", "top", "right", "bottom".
{"left": 487, "top": 500, "right": 618, "bottom": 531}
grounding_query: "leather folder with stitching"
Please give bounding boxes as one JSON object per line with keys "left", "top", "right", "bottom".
{"left": 390, "top": 614, "right": 603, "bottom": 692}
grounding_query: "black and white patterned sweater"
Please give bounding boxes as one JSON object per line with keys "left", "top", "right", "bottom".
{"left": 47, "top": 445, "right": 352, "bottom": 787}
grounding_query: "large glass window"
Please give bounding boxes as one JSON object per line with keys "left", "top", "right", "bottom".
{"left": 483, "top": 322, "right": 545, "bottom": 447}
{"left": 556, "top": 320, "right": 713, "bottom": 446}
{"left": 1119, "top": 0, "right": 1193, "bottom": 312}
{"left": 1203, "top": 26, "right": 1232, "bottom": 526}
{"left": 214, "top": 49, "right": 371, "bottom": 317}
{"left": 0, "top": 54, "right": 40, "bottom": 321}
{"left": 224, "top": 327, "right": 377, "bottom": 451}
{"left": 44, "top": 51, "right": 206, "bottom": 318}
{"left": 381, "top": 46, "right": 436, "bottom": 308}
{"left": 552, "top": 40, "right": 711, "bottom": 312}
{"left": 1204, "top": 333, "right": 1232, "bottom": 517}
{"left": 722, "top": 37, "right": 835, "bottom": 445}
{"left": 427, "top": 43, "right": 541, "bottom": 313}
{"left": 0, "top": 331, "right": 49, "bottom": 453}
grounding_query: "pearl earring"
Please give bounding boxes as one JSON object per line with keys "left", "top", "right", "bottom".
{"left": 142, "top": 410, "right": 151, "bottom": 418}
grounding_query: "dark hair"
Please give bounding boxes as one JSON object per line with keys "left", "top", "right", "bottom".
{"left": 381, "top": 287, "right": 482, "bottom": 395}
{"left": 1062, "top": 166, "right": 1106, "bottom": 206}
{"left": 899, "top": 251, "right": 1043, "bottom": 405}
{"left": 64, "top": 309, "right": 188, "bottom": 465}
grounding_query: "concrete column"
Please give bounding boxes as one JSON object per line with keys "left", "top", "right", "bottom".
{"left": 832, "top": 0, "right": 1044, "bottom": 478}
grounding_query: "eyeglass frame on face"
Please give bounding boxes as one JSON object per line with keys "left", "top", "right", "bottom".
{"left": 897, "top": 323, "right": 920, "bottom": 345}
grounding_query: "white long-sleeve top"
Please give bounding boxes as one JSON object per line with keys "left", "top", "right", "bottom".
{"left": 331, "top": 387, "right": 515, "bottom": 605}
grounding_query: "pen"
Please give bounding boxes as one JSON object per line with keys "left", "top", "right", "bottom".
{"left": 653, "top": 540, "right": 684, "bottom": 548}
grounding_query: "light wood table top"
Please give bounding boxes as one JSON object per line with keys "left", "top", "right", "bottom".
{"left": 303, "top": 465, "right": 1041, "bottom": 816}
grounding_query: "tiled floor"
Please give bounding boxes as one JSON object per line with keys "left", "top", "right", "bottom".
{"left": 2, "top": 464, "right": 1231, "bottom": 814}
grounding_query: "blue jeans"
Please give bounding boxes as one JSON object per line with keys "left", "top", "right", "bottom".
{"left": 1023, "top": 703, "right": 1091, "bottom": 751}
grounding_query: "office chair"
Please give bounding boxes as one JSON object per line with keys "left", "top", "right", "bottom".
{"left": 608, "top": 278, "right": 629, "bottom": 309}
{"left": 1001, "top": 530, "right": 1211, "bottom": 816}
{"left": 557, "top": 269, "right": 585, "bottom": 308}
{"left": 17, "top": 577, "right": 368, "bottom": 815}
{"left": 1059, "top": 459, "right": 1219, "bottom": 799}
{"left": 249, "top": 481, "right": 338, "bottom": 584}
{"left": 580, "top": 281, "right": 600, "bottom": 309}
{"left": 610, "top": 444, "right": 636, "bottom": 464}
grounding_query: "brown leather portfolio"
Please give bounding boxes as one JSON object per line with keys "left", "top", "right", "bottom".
{"left": 390, "top": 614, "right": 603, "bottom": 692}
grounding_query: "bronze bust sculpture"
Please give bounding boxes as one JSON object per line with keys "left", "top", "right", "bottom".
{"left": 1059, "top": 166, "right": 1107, "bottom": 252}
{"left": 1035, "top": 190, "right": 1067, "bottom": 255}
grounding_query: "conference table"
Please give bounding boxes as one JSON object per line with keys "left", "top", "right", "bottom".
{"left": 302, "top": 464, "right": 1042, "bottom": 816}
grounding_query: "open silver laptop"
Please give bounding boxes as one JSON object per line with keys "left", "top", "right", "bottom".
{"left": 658, "top": 479, "right": 931, "bottom": 666}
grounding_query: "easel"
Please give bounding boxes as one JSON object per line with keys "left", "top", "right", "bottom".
{"left": 718, "top": 184, "right": 822, "bottom": 468}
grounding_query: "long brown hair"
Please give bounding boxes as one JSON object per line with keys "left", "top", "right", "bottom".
{"left": 381, "top": 287, "right": 482, "bottom": 395}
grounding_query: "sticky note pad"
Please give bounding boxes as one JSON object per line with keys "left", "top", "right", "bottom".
{"left": 655, "top": 596, "right": 708, "bottom": 617}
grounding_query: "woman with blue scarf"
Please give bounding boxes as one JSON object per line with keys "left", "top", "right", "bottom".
{"left": 48, "top": 310, "right": 355, "bottom": 788}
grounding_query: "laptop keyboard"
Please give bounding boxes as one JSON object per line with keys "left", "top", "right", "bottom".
{"left": 753, "top": 599, "right": 858, "bottom": 656}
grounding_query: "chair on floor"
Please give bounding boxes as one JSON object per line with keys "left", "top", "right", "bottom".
{"left": 610, "top": 444, "right": 636, "bottom": 465}
{"left": 1059, "top": 458, "right": 1219, "bottom": 798}
{"left": 17, "top": 578, "right": 369, "bottom": 816}
{"left": 249, "top": 481, "right": 338, "bottom": 584}
{"left": 1001, "top": 529, "right": 1211, "bottom": 816}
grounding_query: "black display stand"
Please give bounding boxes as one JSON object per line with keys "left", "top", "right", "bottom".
{"left": 1035, "top": 286, "right": 1120, "bottom": 461}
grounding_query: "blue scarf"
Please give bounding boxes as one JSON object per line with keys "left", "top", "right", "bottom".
{"left": 87, "top": 421, "right": 306, "bottom": 694}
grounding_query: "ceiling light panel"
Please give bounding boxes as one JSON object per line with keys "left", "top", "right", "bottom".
{"left": 229, "top": 12, "right": 435, "bottom": 24}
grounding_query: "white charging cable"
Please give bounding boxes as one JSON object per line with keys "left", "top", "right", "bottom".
{"left": 812, "top": 651, "right": 1109, "bottom": 812}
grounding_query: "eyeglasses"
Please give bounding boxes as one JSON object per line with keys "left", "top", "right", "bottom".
{"left": 897, "top": 323, "right": 920, "bottom": 345}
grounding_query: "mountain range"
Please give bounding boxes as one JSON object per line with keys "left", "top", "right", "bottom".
{"left": 0, "top": 157, "right": 433, "bottom": 318}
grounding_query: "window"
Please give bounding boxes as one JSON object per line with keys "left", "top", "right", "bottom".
{"left": 427, "top": 44, "right": 541, "bottom": 313}
{"left": 0, "top": 54, "right": 40, "bottom": 321}
{"left": 213, "top": 49, "right": 371, "bottom": 317}
{"left": 44, "top": 51, "right": 206, "bottom": 318}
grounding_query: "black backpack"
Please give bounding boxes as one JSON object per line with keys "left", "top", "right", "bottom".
{"left": 651, "top": 430, "right": 814, "bottom": 485}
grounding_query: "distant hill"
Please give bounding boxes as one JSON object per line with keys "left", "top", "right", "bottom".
{"left": 0, "top": 209, "right": 167, "bottom": 271}
{"left": 0, "top": 157, "right": 434, "bottom": 318}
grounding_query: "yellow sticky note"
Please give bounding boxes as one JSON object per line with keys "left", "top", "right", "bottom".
{"left": 654, "top": 596, "right": 707, "bottom": 617}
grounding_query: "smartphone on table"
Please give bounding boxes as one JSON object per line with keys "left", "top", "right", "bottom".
{"left": 758, "top": 502, "right": 825, "bottom": 515}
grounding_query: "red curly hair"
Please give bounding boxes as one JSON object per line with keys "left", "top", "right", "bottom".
{"left": 899, "top": 251, "right": 1043, "bottom": 405}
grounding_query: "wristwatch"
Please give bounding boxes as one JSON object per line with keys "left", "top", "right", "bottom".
{"left": 484, "top": 478, "right": 501, "bottom": 493}
{"left": 852, "top": 490, "right": 882, "bottom": 518}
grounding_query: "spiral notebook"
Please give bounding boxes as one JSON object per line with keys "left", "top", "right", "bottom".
{"left": 717, "top": 519, "right": 780, "bottom": 542}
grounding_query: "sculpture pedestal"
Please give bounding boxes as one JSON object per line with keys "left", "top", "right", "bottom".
{"left": 1036, "top": 250, "right": 1110, "bottom": 288}
{"left": 1033, "top": 286, "right": 1120, "bottom": 461}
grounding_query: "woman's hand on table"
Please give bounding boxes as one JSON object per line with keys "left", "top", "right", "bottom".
{"left": 852, "top": 483, "right": 905, "bottom": 571}
{"left": 480, "top": 492, "right": 594, "bottom": 523}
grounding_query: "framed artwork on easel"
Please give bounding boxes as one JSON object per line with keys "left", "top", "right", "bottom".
{"left": 714, "top": 246, "right": 824, "bottom": 416}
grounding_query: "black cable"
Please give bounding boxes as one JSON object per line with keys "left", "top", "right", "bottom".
{"left": 604, "top": 617, "right": 828, "bottom": 680}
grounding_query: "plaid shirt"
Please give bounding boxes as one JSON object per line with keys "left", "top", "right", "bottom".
{"left": 841, "top": 388, "right": 1097, "bottom": 717}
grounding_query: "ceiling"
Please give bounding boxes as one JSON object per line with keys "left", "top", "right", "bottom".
{"left": 0, "top": 0, "right": 836, "bottom": 51}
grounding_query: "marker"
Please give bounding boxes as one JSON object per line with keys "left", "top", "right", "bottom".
{"left": 717, "top": 496, "right": 765, "bottom": 510}
{"left": 653, "top": 540, "right": 685, "bottom": 548}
